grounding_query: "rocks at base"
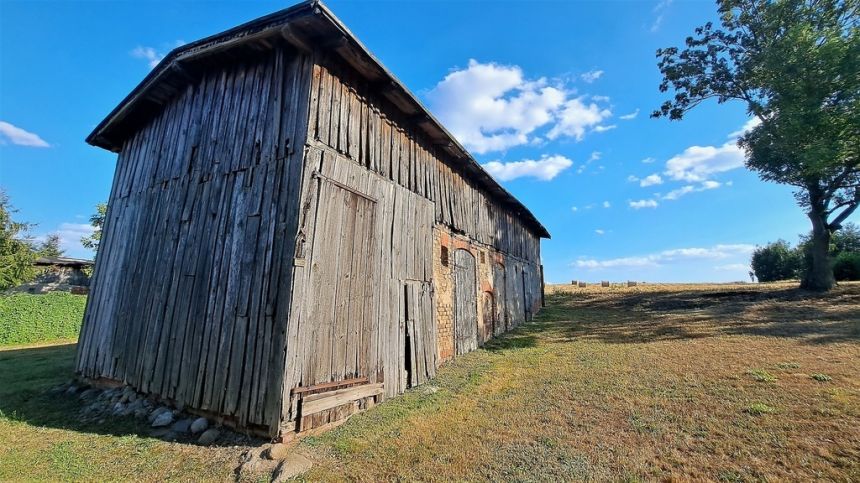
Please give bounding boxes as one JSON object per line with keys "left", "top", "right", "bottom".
{"left": 272, "top": 453, "right": 313, "bottom": 482}
{"left": 148, "top": 406, "right": 171, "bottom": 423}
{"left": 64, "top": 382, "right": 240, "bottom": 445}
{"left": 265, "top": 442, "right": 296, "bottom": 461}
{"left": 190, "top": 417, "right": 209, "bottom": 434}
{"left": 151, "top": 410, "right": 174, "bottom": 428}
{"left": 197, "top": 428, "right": 220, "bottom": 445}
{"left": 170, "top": 418, "right": 193, "bottom": 434}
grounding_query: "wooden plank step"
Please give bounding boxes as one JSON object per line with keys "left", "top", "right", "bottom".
{"left": 301, "top": 383, "right": 383, "bottom": 416}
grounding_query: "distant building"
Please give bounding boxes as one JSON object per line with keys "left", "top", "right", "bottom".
{"left": 17, "top": 257, "right": 94, "bottom": 294}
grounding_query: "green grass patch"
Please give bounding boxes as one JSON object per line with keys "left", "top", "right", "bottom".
{"left": 0, "top": 293, "right": 86, "bottom": 346}
{"left": 746, "top": 369, "right": 778, "bottom": 383}
{"left": 810, "top": 373, "right": 832, "bottom": 382}
{"left": 746, "top": 403, "right": 776, "bottom": 415}
{"left": 776, "top": 362, "right": 800, "bottom": 370}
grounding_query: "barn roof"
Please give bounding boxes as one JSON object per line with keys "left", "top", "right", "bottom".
{"left": 86, "top": 0, "right": 550, "bottom": 239}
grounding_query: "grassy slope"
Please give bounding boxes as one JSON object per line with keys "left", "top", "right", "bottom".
{"left": 0, "top": 292, "right": 87, "bottom": 346}
{"left": 0, "top": 283, "right": 858, "bottom": 481}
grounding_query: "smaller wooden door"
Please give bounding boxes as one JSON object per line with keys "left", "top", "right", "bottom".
{"left": 453, "top": 249, "right": 478, "bottom": 355}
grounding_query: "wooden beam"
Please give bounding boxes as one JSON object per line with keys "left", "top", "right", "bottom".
{"left": 301, "top": 383, "right": 384, "bottom": 416}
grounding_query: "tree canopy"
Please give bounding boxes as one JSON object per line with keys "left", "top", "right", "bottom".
{"left": 654, "top": 0, "right": 859, "bottom": 290}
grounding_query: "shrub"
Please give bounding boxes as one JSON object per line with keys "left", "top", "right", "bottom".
{"left": 751, "top": 240, "right": 802, "bottom": 282}
{"left": 747, "top": 369, "right": 777, "bottom": 382}
{"left": 833, "top": 252, "right": 860, "bottom": 281}
{"left": 746, "top": 403, "right": 776, "bottom": 415}
{"left": 0, "top": 293, "right": 87, "bottom": 346}
{"left": 810, "top": 373, "right": 832, "bottom": 382}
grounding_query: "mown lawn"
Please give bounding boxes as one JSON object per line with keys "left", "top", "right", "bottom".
{"left": 1, "top": 283, "right": 858, "bottom": 481}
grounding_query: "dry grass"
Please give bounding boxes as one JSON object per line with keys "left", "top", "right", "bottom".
{"left": 300, "top": 282, "right": 860, "bottom": 481}
{"left": 1, "top": 283, "right": 858, "bottom": 481}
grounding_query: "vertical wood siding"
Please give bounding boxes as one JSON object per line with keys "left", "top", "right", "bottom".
{"left": 305, "top": 57, "right": 542, "bottom": 264}
{"left": 75, "top": 48, "right": 314, "bottom": 434}
{"left": 284, "top": 147, "right": 437, "bottom": 421}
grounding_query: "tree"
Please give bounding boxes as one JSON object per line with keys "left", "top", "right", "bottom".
{"left": 37, "top": 233, "right": 65, "bottom": 258}
{"left": 81, "top": 202, "right": 107, "bottom": 254}
{"left": 653, "top": 0, "right": 860, "bottom": 291}
{"left": 751, "top": 239, "right": 803, "bottom": 281}
{"left": 0, "top": 191, "right": 36, "bottom": 290}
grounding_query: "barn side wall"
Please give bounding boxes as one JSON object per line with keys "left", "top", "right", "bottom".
{"left": 75, "top": 47, "right": 314, "bottom": 435}
{"left": 281, "top": 52, "right": 543, "bottom": 428}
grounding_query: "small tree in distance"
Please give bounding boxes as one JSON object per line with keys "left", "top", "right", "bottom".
{"left": 81, "top": 202, "right": 107, "bottom": 255}
{"left": 653, "top": 0, "right": 860, "bottom": 291}
{"left": 37, "top": 233, "right": 65, "bottom": 258}
{"left": 751, "top": 240, "right": 802, "bottom": 282}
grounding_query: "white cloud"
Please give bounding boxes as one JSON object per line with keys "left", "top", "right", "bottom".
{"left": 630, "top": 199, "right": 658, "bottom": 209}
{"left": 589, "top": 151, "right": 601, "bottom": 162}
{"left": 131, "top": 46, "right": 164, "bottom": 69}
{"left": 426, "top": 60, "right": 614, "bottom": 154}
{"left": 547, "top": 98, "right": 613, "bottom": 140}
{"left": 34, "top": 222, "right": 96, "bottom": 259}
{"left": 662, "top": 180, "right": 722, "bottom": 201}
{"left": 728, "top": 117, "right": 762, "bottom": 139}
{"left": 580, "top": 69, "right": 604, "bottom": 83}
{"left": 650, "top": 0, "right": 674, "bottom": 32}
{"left": 619, "top": 109, "right": 640, "bottom": 120}
{"left": 602, "top": 201, "right": 611, "bottom": 208}
{"left": 640, "top": 174, "right": 663, "bottom": 187}
{"left": 595, "top": 229, "right": 605, "bottom": 235}
{"left": 592, "top": 124, "right": 617, "bottom": 133}
{"left": 571, "top": 206, "right": 579, "bottom": 212}
{"left": 664, "top": 142, "right": 745, "bottom": 182}
{"left": 0, "top": 121, "right": 50, "bottom": 147}
{"left": 573, "top": 243, "right": 754, "bottom": 270}
{"left": 627, "top": 175, "right": 639, "bottom": 183}
{"left": 482, "top": 154, "right": 573, "bottom": 181}
{"left": 641, "top": 157, "right": 656, "bottom": 164}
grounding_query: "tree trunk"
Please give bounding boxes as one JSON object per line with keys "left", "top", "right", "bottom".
{"left": 801, "top": 210, "right": 835, "bottom": 291}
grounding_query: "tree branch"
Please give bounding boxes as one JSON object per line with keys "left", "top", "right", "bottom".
{"left": 828, "top": 188, "right": 860, "bottom": 230}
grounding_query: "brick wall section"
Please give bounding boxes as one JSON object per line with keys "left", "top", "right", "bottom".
{"left": 433, "top": 224, "right": 541, "bottom": 363}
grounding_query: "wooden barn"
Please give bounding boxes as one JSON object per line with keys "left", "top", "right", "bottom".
{"left": 77, "top": 0, "right": 549, "bottom": 438}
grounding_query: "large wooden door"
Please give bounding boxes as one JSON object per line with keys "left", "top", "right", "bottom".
{"left": 453, "top": 249, "right": 478, "bottom": 355}
{"left": 302, "top": 176, "right": 377, "bottom": 386}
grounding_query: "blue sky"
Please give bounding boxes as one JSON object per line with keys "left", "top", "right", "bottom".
{"left": 1, "top": 0, "right": 842, "bottom": 283}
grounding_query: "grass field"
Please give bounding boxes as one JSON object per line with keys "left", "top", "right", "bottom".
{"left": 0, "top": 292, "right": 87, "bottom": 346}
{"left": 1, "top": 283, "right": 858, "bottom": 481}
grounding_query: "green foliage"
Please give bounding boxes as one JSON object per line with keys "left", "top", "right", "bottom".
{"left": 833, "top": 251, "right": 860, "bottom": 280}
{"left": 796, "top": 222, "right": 860, "bottom": 280}
{"left": 80, "top": 202, "right": 106, "bottom": 254}
{"left": 0, "top": 293, "right": 86, "bottom": 346}
{"left": 36, "top": 233, "right": 64, "bottom": 258}
{"left": 810, "top": 373, "right": 833, "bottom": 382}
{"left": 654, "top": 0, "right": 860, "bottom": 291}
{"left": 751, "top": 240, "right": 802, "bottom": 282}
{"left": 746, "top": 369, "right": 778, "bottom": 382}
{"left": 746, "top": 402, "right": 776, "bottom": 415}
{"left": 0, "top": 191, "right": 36, "bottom": 290}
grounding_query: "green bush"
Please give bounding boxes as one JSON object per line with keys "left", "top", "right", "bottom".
{"left": 833, "top": 252, "right": 860, "bottom": 281}
{"left": 751, "top": 240, "right": 802, "bottom": 282}
{"left": 0, "top": 293, "right": 87, "bottom": 346}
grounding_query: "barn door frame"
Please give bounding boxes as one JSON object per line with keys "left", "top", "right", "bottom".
{"left": 453, "top": 248, "right": 478, "bottom": 356}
